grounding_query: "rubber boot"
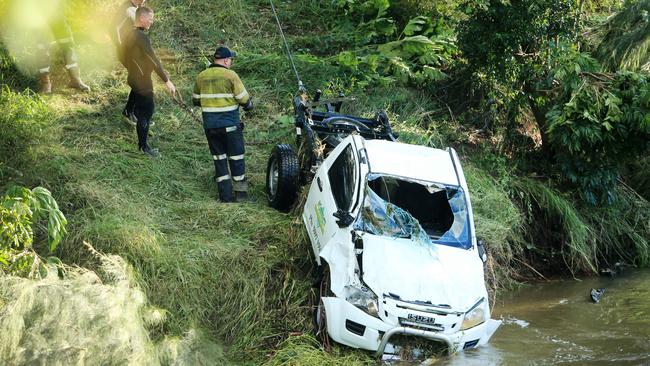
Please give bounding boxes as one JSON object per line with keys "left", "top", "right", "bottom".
{"left": 39, "top": 74, "right": 52, "bottom": 94}
{"left": 67, "top": 67, "right": 91, "bottom": 92}
{"left": 233, "top": 179, "right": 249, "bottom": 202}
{"left": 235, "top": 190, "right": 249, "bottom": 202}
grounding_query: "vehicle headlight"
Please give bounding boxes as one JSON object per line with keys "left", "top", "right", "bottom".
{"left": 460, "top": 299, "right": 486, "bottom": 330}
{"left": 345, "top": 285, "right": 379, "bottom": 318}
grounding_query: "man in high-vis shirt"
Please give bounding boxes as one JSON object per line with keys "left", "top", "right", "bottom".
{"left": 193, "top": 46, "right": 254, "bottom": 202}
{"left": 36, "top": 6, "right": 90, "bottom": 94}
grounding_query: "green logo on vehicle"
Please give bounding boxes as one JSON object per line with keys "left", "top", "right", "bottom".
{"left": 315, "top": 201, "right": 326, "bottom": 234}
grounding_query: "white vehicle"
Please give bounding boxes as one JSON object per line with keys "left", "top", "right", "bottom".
{"left": 265, "top": 91, "right": 499, "bottom": 357}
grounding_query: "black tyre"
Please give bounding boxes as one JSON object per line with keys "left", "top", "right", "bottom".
{"left": 266, "top": 144, "right": 299, "bottom": 211}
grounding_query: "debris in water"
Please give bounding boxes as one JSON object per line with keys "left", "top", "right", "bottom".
{"left": 590, "top": 288, "right": 605, "bottom": 303}
{"left": 502, "top": 317, "right": 530, "bottom": 328}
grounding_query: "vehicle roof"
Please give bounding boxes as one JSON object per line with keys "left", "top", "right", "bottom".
{"left": 362, "top": 139, "right": 460, "bottom": 186}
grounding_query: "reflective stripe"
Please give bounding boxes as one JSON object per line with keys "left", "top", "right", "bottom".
{"left": 228, "top": 154, "right": 244, "bottom": 160}
{"left": 197, "top": 93, "right": 234, "bottom": 98}
{"left": 234, "top": 90, "right": 248, "bottom": 100}
{"left": 296, "top": 127, "right": 302, "bottom": 135}
{"left": 225, "top": 126, "right": 237, "bottom": 132}
{"left": 65, "top": 63, "right": 78, "bottom": 70}
{"left": 202, "top": 105, "right": 239, "bottom": 113}
{"left": 216, "top": 175, "right": 230, "bottom": 182}
{"left": 39, "top": 67, "right": 50, "bottom": 74}
{"left": 213, "top": 154, "right": 227, "bottom": 160}
{"left": 232, "top": 175, "right": 245, "bottom": 181}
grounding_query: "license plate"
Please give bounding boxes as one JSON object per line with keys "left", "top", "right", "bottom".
{"left": 407, "top": 313, "right": 436, "bottom": 325}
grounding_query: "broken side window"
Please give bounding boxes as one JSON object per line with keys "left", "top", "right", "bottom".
{"left": 328, "top": 143, "right": 356, "bottom": 210}
{"left": 357, "top": 175, "right": 471, "bottom": 249}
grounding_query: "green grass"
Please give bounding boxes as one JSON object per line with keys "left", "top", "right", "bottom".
{"left": 1, "top": 0, "right": 650, "bottom": 364}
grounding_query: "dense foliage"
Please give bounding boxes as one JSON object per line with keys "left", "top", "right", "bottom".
{"left": 331, "top": 0, "right": 458, "bottom": 87}
{"left": 0, "top": 186, "right": 67, "bottom": 275}
{"left": 596, "top": 0, "right": 650, "bottom": 71}
{"left": 548, "top": 69, "right": 650, "bottom": 203}
{"left": 457, "top": 0, "right": 650, "bottom": 203}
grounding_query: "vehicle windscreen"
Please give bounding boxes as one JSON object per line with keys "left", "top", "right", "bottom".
{"left": 355, "top": 174, "right": 471, "bottom": 249}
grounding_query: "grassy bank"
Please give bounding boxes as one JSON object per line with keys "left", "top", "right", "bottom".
{"left": 1, "top": 0, "right": 649, "bottom": 364}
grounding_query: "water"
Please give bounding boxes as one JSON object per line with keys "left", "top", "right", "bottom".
{"left": 436, "top": 269, "right": 650, "bottom": 365}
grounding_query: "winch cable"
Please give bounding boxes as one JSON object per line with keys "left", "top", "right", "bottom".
{"left": 172, "top": 94, "right": 271, "bottom": 145}
{"left": 171, "top": 95, "right": 203, "bottom": 125}
{"left": 269, "top": 0, "right": 305, "bottom": 92}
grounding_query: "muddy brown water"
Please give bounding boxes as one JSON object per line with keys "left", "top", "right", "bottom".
{"left": 386, "top": 269, "right": 650, "bottom": 365}
{"left": 436, "top": 268, "right": 650, "bottom": 366}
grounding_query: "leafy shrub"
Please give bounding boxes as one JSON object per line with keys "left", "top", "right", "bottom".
{"left": 332, "top": 0, "right": 457, "bottom": 88}
{"left": 547, "top": 70, "right": 650, "bottom": 204}
{"left": 0, "top": 186, "right": 67, "bottom": 275}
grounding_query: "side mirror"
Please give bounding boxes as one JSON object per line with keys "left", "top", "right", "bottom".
{"left": 477, "top": 239, "right": 488, "bottom": 263}
{"left": 333, "top": 209, "right": 354, "bottom": 228}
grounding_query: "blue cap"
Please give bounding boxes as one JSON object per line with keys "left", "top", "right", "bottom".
{"left": 214, "top": 46, "right": 237, "bottom": 59}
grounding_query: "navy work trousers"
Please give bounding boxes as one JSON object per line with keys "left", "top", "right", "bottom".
{"left": 204, "top": 125, "right": 246, "bottom": 202}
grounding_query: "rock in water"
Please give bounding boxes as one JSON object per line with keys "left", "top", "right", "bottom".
{"left": 590, "top": 288, "right": 605, "bottom": 303}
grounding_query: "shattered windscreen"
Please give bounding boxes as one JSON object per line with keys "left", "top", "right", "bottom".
{"left": 355, "top": 175, "right": 471, "bottom": 249}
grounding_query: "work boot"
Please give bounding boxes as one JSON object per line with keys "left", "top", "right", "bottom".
{"left": 235, "top": 191, "right": 249, "bottom": 202}
{"left": 67, "top": 68, "right": 91, "bottom": 92}
{"left": 39, "top": 74, "right": 52, "bottom": 94}
{"left": 141, "top": 146, "right": 160, "bottom": 158}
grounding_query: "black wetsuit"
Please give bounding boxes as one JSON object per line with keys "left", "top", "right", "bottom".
{"left": 122, "top": 26, "right": 168, "bottom": 151}
{"left": 110, "top": 0, "right": 138, "bottom": 66}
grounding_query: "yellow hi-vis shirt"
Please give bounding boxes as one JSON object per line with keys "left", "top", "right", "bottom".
{"left": 192, "top": 64, "right": 250, "bottom": 129}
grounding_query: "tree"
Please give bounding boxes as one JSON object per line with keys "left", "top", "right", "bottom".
{"left": 458, "top": 0, "right": 575, "bottom": 153}
{"left": 458, "top": 0, "right": 650, "bottom": 203}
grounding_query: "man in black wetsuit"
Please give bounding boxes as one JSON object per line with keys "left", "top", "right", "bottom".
{"left": 110, "top": 0, "right": 146, "bottom": 122}
{"left": 122, "top": 6, "right": 176, "bottom": 157}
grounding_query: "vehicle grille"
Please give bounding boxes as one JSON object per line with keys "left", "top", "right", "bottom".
{"left": 384, "top": 295, "right": 461, "bottom": 333}
{"left": 398, "top": 318, "right": 444, "bottom": 332}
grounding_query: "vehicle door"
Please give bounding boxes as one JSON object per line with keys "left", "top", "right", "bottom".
{"left": 304, "top": 136, "right": 363, "bottom": 263}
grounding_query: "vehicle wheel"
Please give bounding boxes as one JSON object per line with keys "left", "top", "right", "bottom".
{"left": 266, "top": 144, "right": 299, "bottom": 211}
{"left": 312, "top": 265, "right": 332, "bottom": 351}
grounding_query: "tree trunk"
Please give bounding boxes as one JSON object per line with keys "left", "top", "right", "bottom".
{"left": 524, "top": 82, "right": 553, "bottom": 158}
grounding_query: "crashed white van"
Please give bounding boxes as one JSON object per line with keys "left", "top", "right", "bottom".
{"left": 302, "top": 134, "right": 500, "bottom": 356}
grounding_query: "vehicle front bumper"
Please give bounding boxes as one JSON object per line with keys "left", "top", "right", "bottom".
{"left": 322, "top": 296, "right": 500, "bottom": 356}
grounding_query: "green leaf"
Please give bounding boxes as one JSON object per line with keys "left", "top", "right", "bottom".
{"left": 403, "top": 16, "right": 428, "bottom": 37}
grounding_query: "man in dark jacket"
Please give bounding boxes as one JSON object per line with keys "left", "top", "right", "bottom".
{"left": 122, "top": 6, "right": 176, "bottom": 157}
{"left": 192, "top": 46, "right": 253, "bottom": 202}
{"left": 110, "top": 0, "right": 146, "bottom": 122}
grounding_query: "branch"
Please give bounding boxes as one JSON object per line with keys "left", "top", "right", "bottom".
{"left": 512, "top": 256, "right": 549, "bottom": 281}
{"left": 582, "top": 71, "right": 615, "bottom": 82}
